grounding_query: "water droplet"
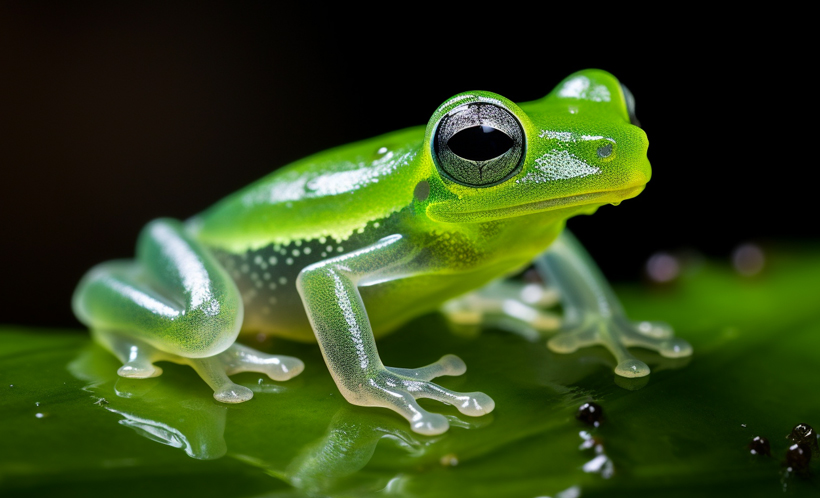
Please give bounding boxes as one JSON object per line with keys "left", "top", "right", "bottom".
{"left": 787, "top": 423, "right": 818, "bottom": 450}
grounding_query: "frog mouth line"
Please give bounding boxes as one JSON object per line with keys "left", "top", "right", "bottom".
{"left": 426, "top": 185, "right": 645, "bottom": 223}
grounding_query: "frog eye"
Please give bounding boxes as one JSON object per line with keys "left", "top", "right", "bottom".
{"left": 432, "top": 103, "right": 525, "bottom": 187}
{"left": 620, "top": 83, "right": 640, "bottom": 127}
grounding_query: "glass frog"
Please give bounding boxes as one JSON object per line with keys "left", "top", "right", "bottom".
{"left": 73, "top": 69, "right": 692, "bottom": 435}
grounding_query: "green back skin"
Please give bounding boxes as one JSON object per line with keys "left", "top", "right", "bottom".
{"left": 188, "top": 69, "right": 650, "bottom": 341}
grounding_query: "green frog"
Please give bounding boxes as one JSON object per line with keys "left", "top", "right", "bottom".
{"left": 73, "top": 69, "right": 692, "bottom": 435}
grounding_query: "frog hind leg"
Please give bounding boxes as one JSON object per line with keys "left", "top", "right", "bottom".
{"left": 91, "top": 329, "right": 167, "bottom": 378}
{"left": 73, "top": 218, "right": 304, "bottom": 403}
{"left": 442, "top": 279, "right": 561, "bottom": 342}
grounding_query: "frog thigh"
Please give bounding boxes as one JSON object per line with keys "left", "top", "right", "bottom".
{"left": 73, "top": 219, "right": 303, "bottom": 402}
{"left": 73, "top": 218, "right": 243, "bottom": 358}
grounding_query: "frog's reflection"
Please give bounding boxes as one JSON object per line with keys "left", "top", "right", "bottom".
{"left": 68, "top": 345, "right": 229, "bottom": 460}
{"left": 68, "top": 343, "right": 489, "bottom": 495}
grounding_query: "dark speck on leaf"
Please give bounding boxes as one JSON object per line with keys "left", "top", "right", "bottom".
{"left": 577, "top": 402, "right": 603, "bottom": 427}
{"left": 749, "top": 436, "right": 771, "bottom": 456}
{"left": 787, "top": 423, "right": 818, "bottom": 450}
{"left": 785, "top": 443, "right": 812, "bottom": 471}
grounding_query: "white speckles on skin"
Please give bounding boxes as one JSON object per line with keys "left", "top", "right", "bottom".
{"left": 326, "top": 246, "right": 333, "bottom": 252}
{"left": 255, "top": 280, "right": 263, "bottom": 288}
{"left": 292, "top": 249, "right": 300, "bottom": 257}
{"left": 240, "top": 264, "right": 249, "bottom": 273}
{"left": 321, "top": 252, "right": 327, "bottom": 257}
{"left": 268, "top": 256, "right": 278, "bottom": 265}
{"left": 254, "top": 255, "right": 264, "bottom": 264}
{"left": 319, "top": 237, "right": 326, "bottom": 244}
{"left": 303, "top": 247, "right": 311, "bottom": 255}
{"left": 373, "top": 222, "right": 380, "bottom": 228}
{"left": 539, "top": 130, "right": 574, "bottom": 142}
{"left": 295, "top": 240, "right": 302, "bottom": 247}
{"left": 263, "top": 272, "right": 271, "bottom": 280}
{"left": 268, "top": 282, "right": 277, "bottom": 290}
{"left": 337, "top": 246, "right": 344, "bottom": 253}
{"left": 286, "top": 258, "right": 294, "bottom": 265}
{"left": 357, "top": 228, "right": 365, "bottom": 234}
{"left": 279, "top": 277, "right": 287, "bottom": 285}
{"left": 518, "top": 150, "right": 601, "bottom": 183}
{"left": 332, "top": 271, "right": 369, "bottom": 369}
{"left": 250, "top": 272, "right": 259, "bottom": 281}
{"left": 268, "top": 296, "right": 278, "bottom": 305}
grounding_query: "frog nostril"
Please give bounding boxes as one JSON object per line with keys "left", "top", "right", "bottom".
{"left": 597, "top": 143, "right": 613, "bottom": 158}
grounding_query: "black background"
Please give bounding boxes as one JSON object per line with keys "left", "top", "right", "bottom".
{"left": 1, "top": 4, "right": 815, "bottom": 328}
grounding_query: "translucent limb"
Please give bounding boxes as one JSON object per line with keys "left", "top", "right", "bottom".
{"left": 442, "top": 280, "right": 561, "bottom": 341}
{"left": 298, "top": 235, "right": 494, "bottom": 435}
{"left": 92, "top": 330, "right": 166, "bottom": 379}
{"left": 93, "top": 329, "right": 304, "bottom": 403}
{"left": 359, "top": 365, "right": 495, "bottom": 435}
{"left": 538, "top": 230, "right": 693, "bottom": 378}
{"left": 218, "top": 343, "right": 305, "bottom": 381}
{"left": 386, "top": 354, "right": 465, "bottom": 381}
{"left": 75, "top": 218, "right": 304, "bottom": 403}
{"left": 188, "top": 356, "right": 254, "bottom": 403}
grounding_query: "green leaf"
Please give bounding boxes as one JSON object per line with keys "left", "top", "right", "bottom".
{"left": 2, "top": 248, "right": 819, "bottom": 497}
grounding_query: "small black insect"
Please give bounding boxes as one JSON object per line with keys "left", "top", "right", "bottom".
{"left": 749, "top": 436, "right": 771, "bottom": 456}
{"left": 577, "top": 402, "right": 603, "bottom": 427}
{"left": 787, "top": 423, "right": 818, "bottom": 450}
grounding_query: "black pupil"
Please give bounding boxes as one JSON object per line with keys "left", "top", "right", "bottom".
{"left": 447, "top": 125, "right": 513, "bottom": 161}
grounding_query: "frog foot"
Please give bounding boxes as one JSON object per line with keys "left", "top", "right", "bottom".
{"left": 347, "top": 355, "right": 495, "bottom": 436}
{"left": 94, "top": 330, "right": 304, "bottom": 403}
{"left": 192, "top": 343, "right": 305, "bottom": 403}
{"left": 547, "top": 317, "right": 693, "bottom": 378}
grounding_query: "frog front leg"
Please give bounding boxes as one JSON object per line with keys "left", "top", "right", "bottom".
{"left": 72, "top": 219, "right": 304, "bottom": 402}
{"left": 536, "top": 230, "right": 692, "bottom": 377}
{"left": 297, "top": 234, "right": 494, "bottom": 435}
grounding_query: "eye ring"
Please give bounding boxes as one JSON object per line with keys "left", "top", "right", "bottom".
{"left": 432, "top": 102, "right": 525, "bottom": 187}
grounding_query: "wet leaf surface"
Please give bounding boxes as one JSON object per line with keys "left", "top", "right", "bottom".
{"left": 2, "top": 248, "right": 819, "bottom": 497}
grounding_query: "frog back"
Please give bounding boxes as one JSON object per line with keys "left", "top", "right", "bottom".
{"left": 190, "top": 127, "right": 429, "bottom": 253}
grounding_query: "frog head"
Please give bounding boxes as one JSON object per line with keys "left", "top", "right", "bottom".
{"left": 421, "top": 69, "right": 650, "bottom": 224}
